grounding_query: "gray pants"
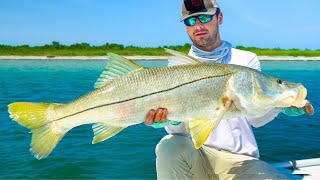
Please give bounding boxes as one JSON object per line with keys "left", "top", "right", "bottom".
{"left": 156, "top": 135, "right": 288, "bottom": 179}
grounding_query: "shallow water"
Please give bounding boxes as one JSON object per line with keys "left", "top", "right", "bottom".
{"left": 0, "top": 60, "right": 319, "bottom": 179}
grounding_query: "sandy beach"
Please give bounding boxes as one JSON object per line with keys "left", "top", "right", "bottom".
{"left": 1, "top": 55, "right": 320, "bottom": 61}
{"left": 0, "top": 55, "right": 170, "bottom": 60}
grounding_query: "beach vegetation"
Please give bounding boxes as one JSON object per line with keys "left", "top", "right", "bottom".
{"left": 0, "top": 42, "right": 319, "bottom": 57}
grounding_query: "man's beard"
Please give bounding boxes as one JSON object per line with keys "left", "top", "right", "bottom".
{"left": 191, "top": 29, "right": 217, "bottom": 49}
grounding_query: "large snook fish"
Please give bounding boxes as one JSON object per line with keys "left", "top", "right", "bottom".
{"left": 8, "top": 49, "right": 310, "bottom": 159}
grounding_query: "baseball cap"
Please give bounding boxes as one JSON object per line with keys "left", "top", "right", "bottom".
{"left": 181, "top": 0, "right": 219, "bottom": 21}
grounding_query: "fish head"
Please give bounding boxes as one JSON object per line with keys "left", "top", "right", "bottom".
{"left": 254, "top": 73, "right": 307, "bottom": 107}
{"left": 229, "top": 70, "right": 308, "bottom": 116}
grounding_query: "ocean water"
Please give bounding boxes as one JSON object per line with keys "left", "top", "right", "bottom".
{"left": 0, "top": 60, "right": 319, "bottom": 179}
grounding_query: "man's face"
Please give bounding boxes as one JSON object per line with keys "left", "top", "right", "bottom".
{"left": 185, "top": 12, "right": 223, "bottom": 51}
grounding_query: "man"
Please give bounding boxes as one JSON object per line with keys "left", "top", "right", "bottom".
{"left": 145, "top": 0, "right": 314, "bottom": 179}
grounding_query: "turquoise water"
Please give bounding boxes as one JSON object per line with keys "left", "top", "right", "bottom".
{"left": 0, "top": 60, "right": 319, "bottom": 179}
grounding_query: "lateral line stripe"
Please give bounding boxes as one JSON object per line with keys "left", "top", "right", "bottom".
{"left": 53, "top": 73, "right": 233, "bottom": 121}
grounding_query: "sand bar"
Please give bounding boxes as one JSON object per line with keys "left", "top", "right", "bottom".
{"left": 1, "top": 55, "right": 320, "bottom": 61}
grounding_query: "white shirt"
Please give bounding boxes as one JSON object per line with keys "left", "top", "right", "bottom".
{"left": 165, "top": 48, "right": 280, "bottom": 158}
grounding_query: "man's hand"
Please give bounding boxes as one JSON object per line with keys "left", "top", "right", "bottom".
{"left": 145, "top": 108, "right": 168, "bottom": 126}
{"left": 282, "top": 102, "right": 314, "bottom": 116}
{"left": 304, "top": 102, "right": 314, "bottom": 115}
{"left": 144, "top": 108, "right": 181, "bottom": 128}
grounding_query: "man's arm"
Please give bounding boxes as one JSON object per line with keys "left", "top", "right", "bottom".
{"left": 247, "top": 103, "right": 314, "bottom": 128}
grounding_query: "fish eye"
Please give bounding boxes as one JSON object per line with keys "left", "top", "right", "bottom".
{"left": 277, "top": 79, "right": 283, "bottom": 84}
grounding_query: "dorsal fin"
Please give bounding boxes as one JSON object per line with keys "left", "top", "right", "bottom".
{"left": 94, "top": 53, "right": 144, "bottom": 89}
{"left": 165, "top": 48, "right": 202, "bottom": 66}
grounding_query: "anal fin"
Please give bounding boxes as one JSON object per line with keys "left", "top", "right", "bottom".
{"left": 92, "top": 123, "right": 125, "bottom": 144}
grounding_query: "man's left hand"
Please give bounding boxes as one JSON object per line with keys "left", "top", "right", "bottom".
{"left": 282, "top": 102, "right": 314, "bottom": 116}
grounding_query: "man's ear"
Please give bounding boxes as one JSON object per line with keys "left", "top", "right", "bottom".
{"left": 218, "top": 12, "right": 223, "bottom": 25}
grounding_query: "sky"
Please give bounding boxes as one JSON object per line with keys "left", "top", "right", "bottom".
{"left": 0, "top": 0, "right": 319, "bottom": 49}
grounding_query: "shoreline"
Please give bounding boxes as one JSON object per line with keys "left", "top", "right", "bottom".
{"left": 1, "top": 55, "right": 320, "bottom": 61}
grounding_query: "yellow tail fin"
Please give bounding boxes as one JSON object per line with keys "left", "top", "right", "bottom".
{"left": 8, "top": 102, "right": 64, "bottom": 159}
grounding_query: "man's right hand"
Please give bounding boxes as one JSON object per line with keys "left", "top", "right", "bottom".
{"left": 145, "top": 108, "right": 168, "bottom": 126}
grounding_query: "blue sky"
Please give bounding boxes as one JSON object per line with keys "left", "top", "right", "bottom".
{"left": 1, "top": 0, "right": 319, "bottom": 49}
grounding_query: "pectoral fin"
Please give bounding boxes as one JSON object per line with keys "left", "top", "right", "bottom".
{"left": 189, "top": 98, "right": 233, "bottom": 149}
{"left": 92, "top": 123, "right": 125, "bottom": 144}
{"left": 188, "top": 118, "right": 217, "bottom": 149}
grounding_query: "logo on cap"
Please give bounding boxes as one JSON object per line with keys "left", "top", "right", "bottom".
{"left": 192, "top": 0, "right": 203, "bottom": 7}
{"left": 184, "top": 0, "right": 205, "bottom": 12}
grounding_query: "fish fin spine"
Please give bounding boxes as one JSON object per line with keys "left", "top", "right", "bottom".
{"left": 30, "top": 125, "right": 64, "bottom": 159}
{"left": 8, "top": 102, "right": 59, "bottom": 128}
{"left": 189, "top": 98, "right": 233, "bottom": 149}
{"left": 94, "top": 53, "right": 144, "bottom": 89}
{"left": 188, "top": 118, "right": 218, "bottom": 149}
{"left": 8, "top": 102, "right": 65, "bottom": 159}
{"left": 92, "top": 123, "right": 125, "bottom": 144}
{"left": 165, "top": 48, "right": 202, "bottom": 66}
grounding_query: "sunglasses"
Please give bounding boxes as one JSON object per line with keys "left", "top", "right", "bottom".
{"left": 184, "top": 14, "right": 214, "bottom": 27}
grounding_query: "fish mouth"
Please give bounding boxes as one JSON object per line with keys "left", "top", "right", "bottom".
{"left": 278, "top": 85, "right": 307, "bottom": 108}
{"left": 291, "top": 85, "right": 307, "bottom": 107}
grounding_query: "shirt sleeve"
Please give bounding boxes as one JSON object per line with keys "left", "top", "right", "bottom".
{"left": 165, "top": 122, "right": 191, "bottom": 137}
{"left": 247, "top": 52, "right": 261, "bottom": 71}
{"left": 246, "top": 108, "right": 281, "bottom": 128}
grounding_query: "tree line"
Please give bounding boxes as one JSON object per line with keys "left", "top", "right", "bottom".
{"left": 0, "top": 41, "right": 319, "bottom": 56}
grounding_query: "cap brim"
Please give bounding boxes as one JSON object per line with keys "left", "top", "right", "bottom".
{"left": 180, "top": 8, "right": 217, "bottom": 21}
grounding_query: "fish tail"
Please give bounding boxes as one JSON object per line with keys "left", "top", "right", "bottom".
{"left": 8, "top": 102, "right": 64, "bottom": 159}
